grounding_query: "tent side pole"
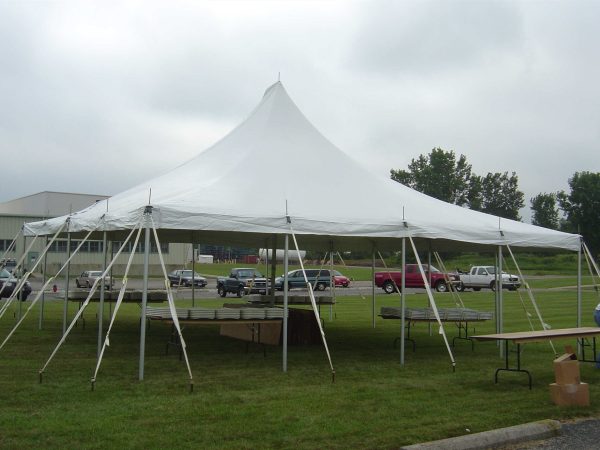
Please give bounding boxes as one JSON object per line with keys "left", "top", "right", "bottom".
{"left": 371, "top": 246, "right": 375, "bottom": 329}
{"left": 283, "top": 234, "right": 289, "bottom": 372}
{"left": 498, "top": 245, "right": 504, "bottom": 358}
{"left": 139, "top": 209, "right": 151, "bottom": 381}
{"left": 270, "top": 236, "right": 277, "bottom": 297}
{"left": 427, "top": 243, "right": 432, "bottom": 336}
{"left": 577, "top": 239, "right": 582, "bottom": 328}
{"left": 329, "top": 242, "right": 334, "bottom": 321}
{"left": 400, "top": 237, "right": 406, "bottom": 366}
{"left": 63, "top": 232, "right": 71, "bottom": 336}
{"left": 97, "top": 231, "right": 107, "bottom": 358}
{"left": 19, "top": 234, "right": 26, "bottom": 318}
{"left": 39, "top": 236, "right": 48, "bottom": 330}
{"left": 192, "top": 239, "right": 196, "bottom": 308}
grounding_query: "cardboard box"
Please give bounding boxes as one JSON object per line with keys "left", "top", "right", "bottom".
{"left": 549, "top": 382, "right": 590, "bottom": 406}
{"left": 220, "top": 323, "right": 282, "bottom": 345}
{"left": 553, "top": 352, "right": 580, "bottom": 385}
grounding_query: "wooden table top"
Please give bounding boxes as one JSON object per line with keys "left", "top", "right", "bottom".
{"left": 472, "top": 327, "right": 600, "bottom": 344}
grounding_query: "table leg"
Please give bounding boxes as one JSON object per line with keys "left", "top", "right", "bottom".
{"left": 578, "top": 337, "right": 598, "bottom": 363}
{"left": 452, "top": 322, "right": 475, "bottom": 350}
{"left": 494, "top": 341, "right": 532, "bottom": 389}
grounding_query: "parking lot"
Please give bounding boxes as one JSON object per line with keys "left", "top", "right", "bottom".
{"left": 24, "top": 278, "right": 388, "bottom": 300}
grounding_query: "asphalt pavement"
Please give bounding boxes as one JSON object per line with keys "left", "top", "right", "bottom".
{"left": 503, "top": 417, "right": 600, "bottom": 449}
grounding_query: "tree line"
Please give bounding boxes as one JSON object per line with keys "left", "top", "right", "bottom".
{"left": 390, "top": 148, "right": 599, "bottom": 256}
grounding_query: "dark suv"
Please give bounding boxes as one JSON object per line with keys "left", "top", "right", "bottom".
{"left": 275, "top": 269, "right": 332, "bottom": 291}
{"left": 0, "top": 268, "right": 32, "bottom": 301}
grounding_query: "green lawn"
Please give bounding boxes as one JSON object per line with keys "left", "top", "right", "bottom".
{"left": 0, "top": 285, "right": 599, "bottom": 449}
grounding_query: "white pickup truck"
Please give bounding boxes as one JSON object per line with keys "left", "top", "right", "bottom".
{"left": 458, "top": 266, "right": 521, "bottom": 292}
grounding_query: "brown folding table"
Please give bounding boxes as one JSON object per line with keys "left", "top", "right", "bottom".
{"left": 472, "top": 327, "right": 600, "bottom": 389}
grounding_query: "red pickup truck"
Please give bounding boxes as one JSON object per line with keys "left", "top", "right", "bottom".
{"left": 374, "top": 264, "right": 460, "bottom": 293}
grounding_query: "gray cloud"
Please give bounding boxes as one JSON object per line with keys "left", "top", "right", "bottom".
{"left": 0, "top": 0, "right": 598, "bottom": 224}
{"left": 352, "top": 0, "right": 523, "bottom": 77}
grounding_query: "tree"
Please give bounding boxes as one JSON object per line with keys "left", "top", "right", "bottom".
{"left": 390, "top": 148, "right": 474, "bottom": 206}
{"left": 558, "top": 171, "right": 600, "bottom": 256}
{"left": 530, "top": 193, "right": 559, "bottom": 229}
{"left": 391, "top": 149, "right": 525, "bottom": 220}
{"left": 479, "top": 171, "right": 525, "bottom": 220}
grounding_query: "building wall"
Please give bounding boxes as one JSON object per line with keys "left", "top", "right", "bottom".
{"left": 0, "top": 214, "right": 191, "bottom": 276}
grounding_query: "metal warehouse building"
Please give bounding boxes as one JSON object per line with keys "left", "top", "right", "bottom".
{"left": 0, "top": 192, "right": 190, "bottom": 276}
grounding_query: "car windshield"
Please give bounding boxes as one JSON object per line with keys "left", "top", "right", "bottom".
{"left": 333, "top": 270, "right": 343, "bottom": 276}
{"left": 180, "top": 271, "right": 201, "bottom": 277}
{"left": 237, "top": 269, "right": 263, "bottom": 278}
{"left": 89, "top": 271, "right": 102, "bottom": 277}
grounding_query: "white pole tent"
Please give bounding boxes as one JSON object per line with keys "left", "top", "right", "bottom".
{"left": 21, "top": 81, "right": 582, "bottom": 383}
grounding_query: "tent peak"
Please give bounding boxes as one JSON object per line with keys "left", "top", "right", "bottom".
{"left": 263, "top": 81, "right": 285, "bottom": 98}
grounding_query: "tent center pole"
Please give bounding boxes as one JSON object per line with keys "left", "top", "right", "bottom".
{"left": 139, "top": 207, "right": 152, "bottom": 381}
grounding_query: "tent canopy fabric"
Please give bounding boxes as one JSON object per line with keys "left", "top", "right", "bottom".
{"left": 24, "top": 82, "right": 580, "bottom": 252}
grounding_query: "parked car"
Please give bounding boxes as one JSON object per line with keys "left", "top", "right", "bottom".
{"left": 75, "top": 270, "right": 113, "bottom": 289}
{"left": 275, "top": 269, "right": 334, "bottom": 291}
{"left": 167, "top": 269, "right": 207, "bottom": 288}
{"left": 217, "top": 268, "right": 268, "bottom": 297}
{"left": 374, "top": 264, "right": 460, "bottom": 293}
{"left": 333, "top": 270, "right": 351, "bottom": 287}
{"left": 0, "top": 268, "right": 32, "bottom": 300}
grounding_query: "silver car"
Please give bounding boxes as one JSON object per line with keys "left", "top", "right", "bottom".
{"left": 75, "top": 270, "right": 113, "bottom": 289}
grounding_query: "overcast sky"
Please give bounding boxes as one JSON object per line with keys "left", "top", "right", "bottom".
{"left": 1, "top": 0, "right": 598, "bottom": 222}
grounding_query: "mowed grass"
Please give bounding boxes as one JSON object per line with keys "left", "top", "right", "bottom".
{"left": 0, "top": 285, "right": 600, "bottom": 449}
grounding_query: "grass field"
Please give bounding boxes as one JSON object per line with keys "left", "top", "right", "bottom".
{"left": 1, "top": 283, "right": 599, "bottom": 449}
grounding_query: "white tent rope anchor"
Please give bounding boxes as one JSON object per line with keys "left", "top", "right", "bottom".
{"left": 91, "top": 223, "right": 143, "bottom": 390}
{"left": 0, "top": 229, "right": 20, "bottom": 268}
{"left": 39, "top": 216, "right": 143, "bottom": 383}
{"left": 376, "top": 251, "right": 402, "bottom": 294}
{"left": 0, "top": 226, "right": 59, "bottom": 319}
{"left": 408, "top": 236, "right": 456, "bottom": 368}
{"left": 433, "top": 251, "right": 464, "bottom": 308}
{"left": 150, "top": 218, "right": 194, "bottom": 392}
{"left": 0, "top": 232, "right": 41, "bottom": 307}
{"left": 376, "top": 249, "right": 408, "bottom": 363}
{"left": 583, "top": 246, "right": 600, "bottom": 300}
{"left": 0, "top": 226, "right": 97, "bottom": 352}
{"left": 583, "top": 242, "right": 600, "bottom": 282}
{"left": 506, "top": 245, "right": 556, "bottom": 354}
{"left": 288, "top": 224, "right": 335, "bottom": 381}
